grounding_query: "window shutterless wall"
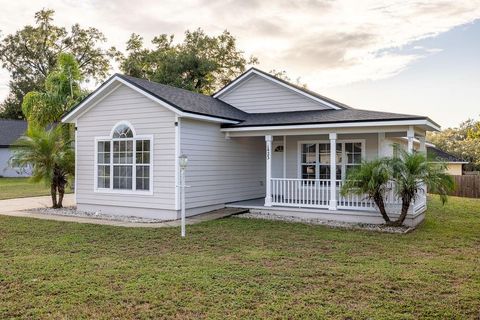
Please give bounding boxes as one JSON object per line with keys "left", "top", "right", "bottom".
{"left": 93, "top": 121, "right": 154, "bottom": 195}
{"left": 75, "top": 83, "right": 177, "bottom": 211}
{"left": 284, "top": 133, "right": 378, "bottom": 179}
{"left": 297, "top": 139, "right": 366, "bottom": 181}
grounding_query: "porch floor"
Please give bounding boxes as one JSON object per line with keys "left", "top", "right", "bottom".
{"left": 226, "top": 198, "right": 378, "bottom": 216}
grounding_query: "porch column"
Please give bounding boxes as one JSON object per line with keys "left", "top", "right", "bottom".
{"left": 265, "top": 135, "right": 273, "bottom": 207}
{"left": 407, "top": 126, "right": 414, "bottom": 154}
{"left": 378, "top": 132, "right": 386, "bottom": 157}
{"left": 418, "top": 135, "right": 426, "bottom": 155}
{"left": 329, "top": 133, "right": 337, "bottom": 210}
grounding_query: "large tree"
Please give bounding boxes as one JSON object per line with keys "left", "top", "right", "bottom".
{"left": 22, "top": 53, "right": 85, "bottom": 129}
{"left": 0, "top": 9, "right": 116, "bottom": 119}
{"left": 118, "top": 29, "right": 258, "bottom": 95}
{"left": 428, "top": 118, "right": 480, "bottom": 170}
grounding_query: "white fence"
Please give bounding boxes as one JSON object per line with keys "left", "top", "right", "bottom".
{"left": 270, "top": 178, "right": 426, "bottom": 214}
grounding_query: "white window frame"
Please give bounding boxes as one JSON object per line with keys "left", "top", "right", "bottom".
{"left": 94, "top": 121, "right": 154, "bottom": 195}
{"left": 297, "top": 139, "right": 366, "bottom": 181}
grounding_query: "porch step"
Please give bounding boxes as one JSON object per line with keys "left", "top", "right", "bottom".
{"left": 188, "top": 207, "right": 249, "bottom": 223}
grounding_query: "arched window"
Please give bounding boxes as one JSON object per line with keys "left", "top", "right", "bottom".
{"left": 112, "top": 123, "right": 133, "bottom": 138}
{"left": 96, "top": 122, "right": 152, "bottom": 193}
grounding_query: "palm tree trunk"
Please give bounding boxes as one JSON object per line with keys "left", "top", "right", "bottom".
{"left": 373, "top": 194, "right": 390, "bottom": 223}
{"left": 50, "top": 183, "right": 58, "bottom": 208}
{"left": 391, "top": 196, "right": 411, "bottom": 226}
{"left": 57, "top": 182, "right": 65, "bottom": 208}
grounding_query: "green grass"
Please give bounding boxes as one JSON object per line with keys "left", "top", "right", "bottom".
{"left": 0, "top": 177, "right": 51, "bottom": 200}
{"left": 0, "top": 196, "right": 479, "bottom": 319}
{"left": 0, "top": 177, "right": 72, "bottom": 200}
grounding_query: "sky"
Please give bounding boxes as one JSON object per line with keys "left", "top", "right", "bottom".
{"left": 0, "top": 0, "right": 479, "bottom": 129}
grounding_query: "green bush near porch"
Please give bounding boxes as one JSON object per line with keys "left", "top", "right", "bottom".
{"left": 0, "top": 195, "right": 479, "bottom": 318}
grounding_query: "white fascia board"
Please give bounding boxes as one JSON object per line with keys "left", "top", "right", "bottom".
{"left": 221, "top": 119, "right": 440, "bottom": 132}
{"left": 62, "top": 77, "right": 121, "bottom": 123}
{"left": 181, "top": 113, "right": 239, "bottom": 124}
{"left": 431, "top": 161, "right": 469, "bottom": 164}
{"left": 62, "top": 76, "right": 240, "bottom": 124}
{"left": 213, "top": 69, "right": 342, "bottom": 110}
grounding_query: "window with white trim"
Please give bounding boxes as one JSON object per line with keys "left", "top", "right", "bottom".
{"left": 299, "top": 141, "right": 363, "bottom": 180}
{"left": 96, "top": 123, "right": 152, "bottom": 192}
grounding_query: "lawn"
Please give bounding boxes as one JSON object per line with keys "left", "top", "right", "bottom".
{"left": 0, "top": 177, "right": 72, "bottom": 200}
{"left": 0, "top": 196, "right": 479, "bottom": 319}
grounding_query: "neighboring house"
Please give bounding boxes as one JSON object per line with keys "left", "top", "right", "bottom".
{"left": 427, "top": 144, "right": 467, "bottom": 175}
{"left": 62, "top": 68, "right": 440, "bottom": 226}
{"left": 0, "top": 119, "right": 28, "bottom": 177}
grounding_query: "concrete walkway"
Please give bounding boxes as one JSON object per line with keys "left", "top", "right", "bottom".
{"left": 0, "top": 194, "right": 247, "bottom": 228}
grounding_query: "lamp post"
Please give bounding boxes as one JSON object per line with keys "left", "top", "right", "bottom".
{"left": 179, "top": 154, "right": 188, "bottom": 237}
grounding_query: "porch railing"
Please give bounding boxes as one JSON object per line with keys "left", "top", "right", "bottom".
{"left": 270, "top": 178, "right": 426, "bottom": 214}
{"left": 271, "top": 178, "right": 331, "bottom": 208}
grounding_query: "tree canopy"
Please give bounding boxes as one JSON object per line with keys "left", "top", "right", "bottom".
{"left": 22, "top": 53, "right": 86, "bottom": 128}
{"left": 117, "top": 29, "right": 258, "bottom": 95}
{"left": 428, "top": 118, "right": 480, "bottom": 170}
{"left": 0, "top": 9, "right": 116, "bottom": 119}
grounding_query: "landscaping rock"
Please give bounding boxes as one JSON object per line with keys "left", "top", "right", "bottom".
{"left": 28, "top": 206, "right": 167, "bottom": 223}
{"left": 234, "top": 211, "right": 414, "bottom": 234}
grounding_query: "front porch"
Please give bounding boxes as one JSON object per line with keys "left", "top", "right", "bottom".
{"left": 222, "top": 124, "right": 431, "bottom": 226}
{"left": 226, "top": 194, "right": 426, "bottom": 227}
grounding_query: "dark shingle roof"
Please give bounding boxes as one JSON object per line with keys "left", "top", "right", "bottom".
{"left": 0, "top": 119, "right": 27, "bottom": 147}
{"left": 221, "top": 109, "right": 433, "bottom": 128}
{"left": 62, "top": 70, "right": 438, "bottom": 129}
{"left": 427, "top": 146, "right": 465, "bottom": 163}
{"left": 117, "top": 74, "right": 248, "bottom": 121}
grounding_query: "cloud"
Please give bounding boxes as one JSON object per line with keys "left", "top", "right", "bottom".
{"left": 0, "top": 0, "right": 479, "bottom": 100}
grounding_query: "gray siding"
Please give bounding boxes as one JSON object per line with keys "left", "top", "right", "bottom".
{"left": 76, "top": 84, "right": 177, "bottom": 212}
{"left": 218, "top": 74, "right": 332, "bottom": 113}
{"left": 0, "top": 148, "right": 30, "bottom": 177}
{"left": 180, "top": 118, "right": 265, "bottom": 208}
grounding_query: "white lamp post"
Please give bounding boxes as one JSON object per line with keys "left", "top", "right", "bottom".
{"left": 179, "top": 154, "right": 188, "bottom": 237}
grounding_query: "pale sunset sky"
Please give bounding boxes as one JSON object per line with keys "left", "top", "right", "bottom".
{"left": 0, "top": 0, "right": 479, "bottom": 129}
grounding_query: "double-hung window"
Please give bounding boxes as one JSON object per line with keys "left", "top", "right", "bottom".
{"left": 95, "top": 122, "right": 152, "bottom": 193}
{"left": 299, "top": 141, "right": 364, "bottom": 181}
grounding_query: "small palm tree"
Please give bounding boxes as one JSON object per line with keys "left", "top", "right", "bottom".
{"left": 389, "top": 149, "right": 454, "bottom": 226}
{"left": 9, "top": 126, "right": 74, "bottom": 208}
{"left": 341, "top": 159, "right": 392, "bottom": 223}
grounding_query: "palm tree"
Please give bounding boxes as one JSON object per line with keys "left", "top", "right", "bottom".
{"left": 341, "top": 159, "right": 392, "bottom": 223}
{"left": 389, "top": 149, "right": 454, "bottom": 226}
{"left": 22, "top": 53, "right": 85, "bottom": 129}
{"left": 9, "top": 126, "right": 74, "bottom": 208}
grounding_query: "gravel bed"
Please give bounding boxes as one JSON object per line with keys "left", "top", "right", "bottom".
{"left": 27, "top": 206, "right": 168, "bottom": 223}
{"left": 234, "top": 212, "right": 413, "bottom": 234}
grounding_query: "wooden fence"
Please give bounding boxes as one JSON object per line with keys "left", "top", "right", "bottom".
{"left": 448, "top": 175, "right": 480, "bottom": 198}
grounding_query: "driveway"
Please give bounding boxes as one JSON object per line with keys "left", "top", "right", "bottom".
{"left": 0, "top": 194, "right": 76, "bottom": 213}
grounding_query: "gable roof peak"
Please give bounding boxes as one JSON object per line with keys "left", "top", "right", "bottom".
{"left": 213, "top": 67, "right": 350, "bottom": 110}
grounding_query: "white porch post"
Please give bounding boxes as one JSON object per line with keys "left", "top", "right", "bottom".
{"left": 378, "top": 132, "right": 386, "bottom": 157}
{"left": 265, "top": 135, "right": 273, "bottom": 206}
{"left": 329, "top": 133, "right": 337, "bottom": 210}
{"left": 407, "top": 126, "right": 415, "bottom": 154}
{"left": 418, "top": 135, "right": 426, "bottom": 155}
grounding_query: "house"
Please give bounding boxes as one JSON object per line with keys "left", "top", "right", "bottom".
{"left": 62, "top": 68, "right": 440, "bottom": 227}
{"left": 0, "top": 119, "right": 28, "bottom": 177}
{"left": 427, "top": 144, "right": 467, "bottom": 175}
